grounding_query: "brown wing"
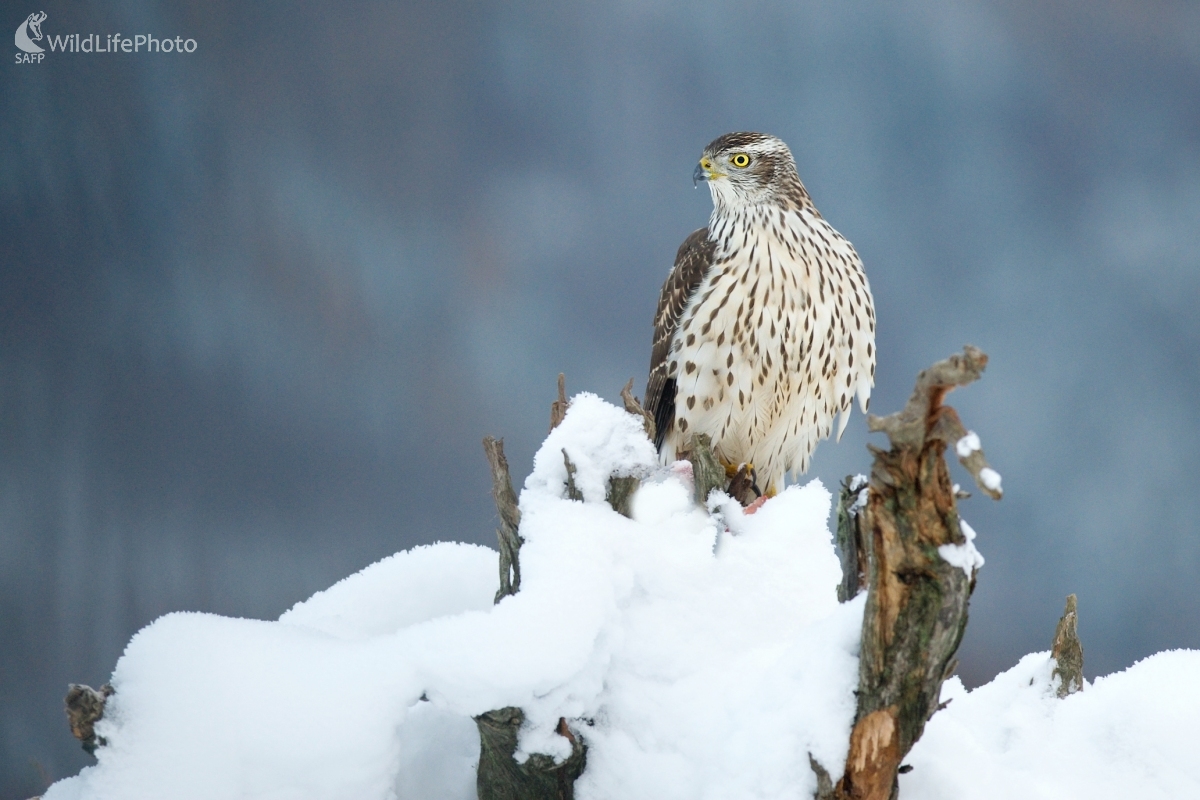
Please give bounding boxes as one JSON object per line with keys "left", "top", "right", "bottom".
{"left": 645, "top": 227, "right": 716, "bottom": 451}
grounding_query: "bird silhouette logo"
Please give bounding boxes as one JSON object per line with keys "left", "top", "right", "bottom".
{"left": 15, "top": 11, "right": 47, "bottom": 53}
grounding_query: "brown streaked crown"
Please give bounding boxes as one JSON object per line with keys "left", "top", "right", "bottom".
{"left": 703, "top": 131, "right": 779, "bottom": 154}
{"left": 702, "top": 132, "right": 812, "bottom": 210}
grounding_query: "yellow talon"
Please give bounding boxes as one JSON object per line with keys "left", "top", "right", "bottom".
{"left": 721, "top": 459, "right": 754, "bottom": 478}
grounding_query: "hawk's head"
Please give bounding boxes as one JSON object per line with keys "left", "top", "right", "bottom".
{"left": 693, "top": 132, "right": 807, "bottom": 210}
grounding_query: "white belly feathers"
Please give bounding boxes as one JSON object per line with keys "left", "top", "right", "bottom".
{"left": 661, "top": 205, "right": 875, "bottom": 489}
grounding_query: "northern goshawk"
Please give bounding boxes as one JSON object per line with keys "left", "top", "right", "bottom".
{"left": 645, "top": 132, "right": 876, "bottom": 494}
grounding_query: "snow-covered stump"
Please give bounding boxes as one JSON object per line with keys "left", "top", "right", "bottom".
{"left": 475, "top": 382, "right": 655, "bottom": 800}
{"left": 478, "top": 434, "right": 589, "bottom": 800}
{"left": 475, "top": 708, "right": 586, "bottom": 800}
{"left": 41, "top": 364, "right": 1200, "bottom": 800}
{"left": 833, "top": 346, "right": 1001, "bottom": 800}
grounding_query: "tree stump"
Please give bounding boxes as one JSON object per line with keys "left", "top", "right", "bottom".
{"left": 832, "top": 346, "right": 1002, "bottom": 800}
{"left": 476, "top": 378, "right": 656, "bottom": 800}
{"left": 476, "top": 708, "right": 587, "bottom": 800}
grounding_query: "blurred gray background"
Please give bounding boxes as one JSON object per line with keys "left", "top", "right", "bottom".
{"left": 3, "top": 0, "right": 1198, "bottom": 795}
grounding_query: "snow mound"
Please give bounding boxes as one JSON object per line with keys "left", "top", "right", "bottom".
{"left": 41, "top": 393, "right": 1200, "bottom": 799}
{"left": 280, "top": 542, "right": 498, "bottom": 639}
{"left": 903, "top": 650, "right": 1200, "bottom": 799}
{"left": 45, "top": 393, "right": 861, "bottom": 800}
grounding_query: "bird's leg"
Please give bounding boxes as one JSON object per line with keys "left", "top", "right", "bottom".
{"left": 726, "top": 462, "right": 762, "bottom": 507}
{"left": 721, "top": 459, "right": 758, "bottom": 479}
{"left": 742, "top": 477, "right": 775, "bottom": 515}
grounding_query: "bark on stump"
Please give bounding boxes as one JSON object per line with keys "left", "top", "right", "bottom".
{"left": 686, "top": 433, "right": 727, "bottom": 507}
{"left": 836, "top": 476, "right": 869, "bottom": 603}
{"left": 65, "top": 683, "right": 113, "bottom": 755}
{"left": 831, "top": 346, "right": 1002, "bottom": 800}
{"left": 680, "top": 432, "right": 759, "bottom": 508}
{"left": 476, "top": 708, "right": 587, "bottom": 800}
{"left": 1051, "top": 594, "right": 1084, "bottom": 698}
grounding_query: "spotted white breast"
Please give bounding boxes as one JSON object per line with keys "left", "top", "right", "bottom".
{"left": 661, "top": 202, "right": 876, "bottom": 490}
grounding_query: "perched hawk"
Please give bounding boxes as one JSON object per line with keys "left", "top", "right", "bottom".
{"left": 645, "top": 132, "right": 876, "bottom": 493}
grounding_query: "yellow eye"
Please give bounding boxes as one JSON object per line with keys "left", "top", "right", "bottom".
{"left": 731, "top": 153, "right": 750, "bottom": 168}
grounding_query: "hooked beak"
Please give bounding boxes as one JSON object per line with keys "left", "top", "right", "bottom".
{"left": 693, "top": 157, "right": 723, "bottom": 187}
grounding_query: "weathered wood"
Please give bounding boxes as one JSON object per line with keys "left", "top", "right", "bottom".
{"left": 606, "top": 476, "right": 638, "bottom": 518}
{"left": 565, "top": 445, "right": 637, "bottom": 517}
{"left": 65, "top": 683, "right": 113, "bottom": 755}
{"left": 676, "top": 432, "right": 761, "bottom": 509}
{"left": 620, "top": 379, "right": 656, "bottom": 443}
{"left": 836, "top": 476, "right": 868, "bottom": 603}
{"left": 867, "top": 345, "right": 1001, "bottom": 501}
{"left": 476, "top": 708, "right": 587, "bottom": 800}
{"left": 562, "top": 450, "right": 584, "bottom": 502}
{"left": 1051, "top": 594, "right": 1084, "bottom": 698}
{"left": 479, "top": 428, "right": 590, "bottom": 799}
{"left": 550, "top": 374, "right": 569, "bottom": 431}
{"left": 484, "top": 437, "right": 523, "bottom": 604}
{"left": 687, "top": 433, "right": 726, "bottom": 507}
{"left": 833, "top": 346, "right": 1002, "bottom": 800}
{"left": 811, "top": 753, "right": 836, "bottom": 800}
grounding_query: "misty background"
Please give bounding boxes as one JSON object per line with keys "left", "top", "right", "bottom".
{"left": 3, "top": 0, "right": 1199, "bottom": 795}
